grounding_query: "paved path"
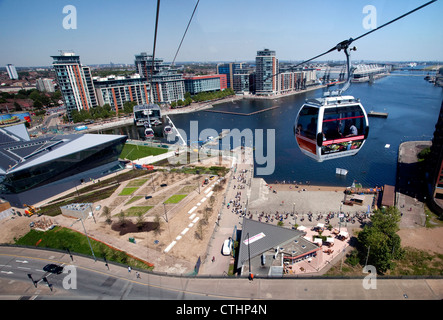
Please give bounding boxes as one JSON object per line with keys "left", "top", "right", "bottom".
{"left": 200, "top": 147, "right": 254, "bottom": 275}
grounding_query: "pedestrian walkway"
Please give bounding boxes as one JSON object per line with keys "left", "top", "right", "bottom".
{"left": 200, "top": 147, "right": 255, "bottom": 275}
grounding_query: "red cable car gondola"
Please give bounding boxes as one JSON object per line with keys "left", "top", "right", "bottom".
{"left": 295, "top": 94, "right": 369, "bottom": 162}
{"left": 294, "top": 43, "right": 369, "bottom": 162}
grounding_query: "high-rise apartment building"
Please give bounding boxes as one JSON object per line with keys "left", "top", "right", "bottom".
{"left": 134, "top": 52, "right": 164, "bottom": 79}
{"left": 233, "top": 69, "right": 252, "bottom": 94}
{"left": 93, "top": 74, "right": 151, "bottom": 112}
{"left": 255, "top": 49, "right": 278, "bottom": 95}
{"left": 51, "top": 52, "right": 98, "bottom": 120}
{"left": 6, "top": 64, "right": 19, "bottom": 80}
{"left": 134, "top": 52, "right": 184, "bottom": 104}
{"left": 217, "top": 62, "right": 244, "bottom": 89}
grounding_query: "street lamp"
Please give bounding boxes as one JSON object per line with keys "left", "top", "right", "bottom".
{"left": 163, "top": 203, "right": 168, "bottom": 222}
{"left": 78, "top": 217, "right": 96, "bottom": 261}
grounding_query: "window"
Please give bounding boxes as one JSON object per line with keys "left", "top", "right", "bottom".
{"left": 296, "top": 106, "right": 318, "bottom": 140}
{"left": 320, "top": 105, "right": 367, "bottom": 155}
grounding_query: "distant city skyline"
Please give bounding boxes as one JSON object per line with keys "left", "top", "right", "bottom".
{"left": 1, "top": 0, "right": 442, "bottom": 67}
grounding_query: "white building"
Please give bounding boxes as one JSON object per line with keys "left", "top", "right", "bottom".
{"left": 36, "top": 78, "right": 55, "bottom": 93}
{"left": 6, "top": 64, "right": 19, "bottom": 80}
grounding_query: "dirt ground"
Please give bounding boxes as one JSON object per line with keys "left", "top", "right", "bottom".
{"left": 398, "top": 227, "right": 443, "bottom": 255}
{"left": 2, "top": 153, "right": 442, "bottom": 271}
{"left": 0, "top": 156, "right": 232, "bottom": 274}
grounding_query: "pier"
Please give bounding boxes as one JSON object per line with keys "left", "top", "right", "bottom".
{"left": 204, "top": 105, "right": 280, "bottom": 116}
{"left": 367, "top": 110, "right": 388, "bottom": 118}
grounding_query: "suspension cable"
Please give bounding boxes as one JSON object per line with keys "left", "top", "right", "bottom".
{"left": 171, "top": 0, "right": 200, "bottom": 66}
{"left": 266, "top": 0, "right": 437, "bottom": 81}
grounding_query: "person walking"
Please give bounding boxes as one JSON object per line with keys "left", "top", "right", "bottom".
{"left": 128, "top": 266, "right": 131, "bottom": 273}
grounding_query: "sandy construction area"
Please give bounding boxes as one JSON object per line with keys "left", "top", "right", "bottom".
{"left": 398, "top": 227, "right": 443, "bottom": 255}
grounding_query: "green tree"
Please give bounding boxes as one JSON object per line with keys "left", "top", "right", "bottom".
{"left": 357, "top": 206, "right": 404, "bottom": 274}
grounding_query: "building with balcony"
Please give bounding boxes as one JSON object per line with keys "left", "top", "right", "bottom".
{"left": 183, "top": 74, "right": 227, "bottom": 95}
{"left": 51, "top": 52, "right": 98, "bottom": 121}
{"left": 217, "top": 62, "right": 244, "bottom": 89}
{"left": 255, "top": 49, "right": 278, "bottom": 96}
{"left": 93, "top": 74, "right": 151, "bottom": 113}
{"left": 134, "top": 52, "right": 185, "bottom": 104}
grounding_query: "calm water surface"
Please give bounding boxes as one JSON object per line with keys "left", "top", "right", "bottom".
{"left": 108, "top": 71, "right": 443, "bottom": 188}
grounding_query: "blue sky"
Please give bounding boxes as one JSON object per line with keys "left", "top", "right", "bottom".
{"left": 0, "top": 0, "right": 442, "bottom": 67}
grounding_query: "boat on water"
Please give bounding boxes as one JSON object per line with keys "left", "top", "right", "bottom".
{"left": 336, "top": 168, "right": 348, "bottom": 176}
{"left": 133, "top": 104, "right": 161, "bottom": 127}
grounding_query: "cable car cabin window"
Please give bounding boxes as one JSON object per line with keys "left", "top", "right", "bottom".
{"left": 296, "top": 106, "right": 318, "bottom": 140}
{"left": 321, "top": 105, "right": 366, "bottom": 155}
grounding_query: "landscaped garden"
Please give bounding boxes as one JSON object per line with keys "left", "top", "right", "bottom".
{"left": 14, "top": 226, "right": 154, "bottom": 270}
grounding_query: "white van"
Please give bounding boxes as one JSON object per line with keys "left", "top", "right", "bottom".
{"left": 222, "top": 238, "right": 232, "bottom": 255}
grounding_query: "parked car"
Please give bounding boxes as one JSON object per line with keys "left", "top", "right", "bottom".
{"left": 43, "top": 264, "right": 64, "bottom": 274}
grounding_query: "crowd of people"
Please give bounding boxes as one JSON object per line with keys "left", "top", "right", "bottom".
{"left": 227, "top": 169, "right": 250, "bottom": 216}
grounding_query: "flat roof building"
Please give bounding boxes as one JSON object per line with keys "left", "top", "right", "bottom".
{"left": 183, "top": 74, "right": 227, "bottom": 95}
{"left": 0, "top": 123, "right": 127, "bottom": 207}
{"left": 237, "top": 218, "right": 320, "bottom": 277}
{"left": 217, "top": 62, "right": 244, "bottom": 89}
{"left": 255, "top": 49, "right": 278, "bottom": 96}
{"left": 93, "top": 74, "right": 151, "bottom": 113}
{"left": 51, "top": 52, "right": 98, "bottom": 121}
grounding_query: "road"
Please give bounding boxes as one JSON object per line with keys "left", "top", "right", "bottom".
{"left": 1, "top": 246, "right": 442, "bottom": 301}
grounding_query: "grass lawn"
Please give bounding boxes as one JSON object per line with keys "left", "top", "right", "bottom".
{"left": 120, "top": 144, "right": 168, "bottom": 161}
{"left": 125, "top": 196, "right": 143, "bottom": 205}
{"left": 125, "top": 206, "right": 153, "bottom": 216}
{"left": 14, "top": 226, "right": 153, "bottom": 270}
{"left": 127, "top": 179, "right": 148, "bottom": 187}
{"left": 164, "top": 194, "right": 187, "bottom": 204}
{"left": 119, "top": 187, "right": 139, "bottom": 196}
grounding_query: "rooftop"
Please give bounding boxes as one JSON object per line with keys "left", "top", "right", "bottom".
{"left": 237, "top": 218, "right": 319, "bottom": 269}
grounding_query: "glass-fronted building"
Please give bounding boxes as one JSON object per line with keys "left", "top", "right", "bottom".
{"left": 255, "top": 49, "right": 278, "bottom": 96}
{"left": 0, "top": 124, "right": 127, "bottom": 207}
{"left": 184, "top": 74, "right": 227, "bottom": 95}
{"left": 217, "top": 62, "right": 244, "bottom": 89}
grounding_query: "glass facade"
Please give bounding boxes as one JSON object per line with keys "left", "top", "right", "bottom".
{"left": 256, "top": 49, "right": 278, "bottom": 95}
{"left": 0, "top": 136, "right": 126, "bottom": 194}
